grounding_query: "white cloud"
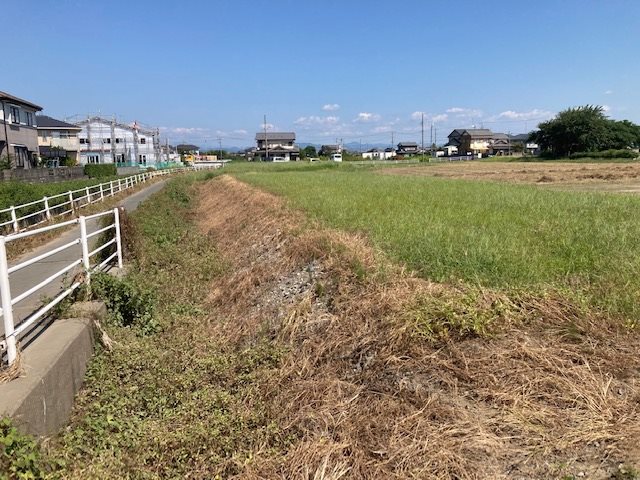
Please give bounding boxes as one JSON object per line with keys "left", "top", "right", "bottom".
{"left": 604, "top": 90, "right": 613, "bottom": 95}
{"left": 410, "top": 111, "right": 425, "bottom": 121}
{"left": 294, "top": 115, "right": 340, "bottom": 127}
{"left": 322, "top": 103, "right": 340, "bottom": 111}
{"left": 233, "top": 129, "right": 248, "bottom": 136}
{"left": 432, "top": 114, "right": 449, "bottom": 123}
{"left": 497, "top": 109, "right": 554, "bottom": 121}
{"left": 259, "top": 123, "right": 277, "bottom": 131}
{"left": 411, "top": 111, "right": 448, "bottom": 123}
{"left": 602, "top": 105, "right": 611, "bottom": 112}
{"left": 446, "top": 107, "right": 483, "bottom": 117}
{"left": 354, "top": 112, "right": 381, "bottom": 123}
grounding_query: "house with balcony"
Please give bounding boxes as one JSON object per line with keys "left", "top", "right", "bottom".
{"left": 37, "top": 115, "right": 81, "bottom": 165}
{"left": 254, "top": 132, "right": 299, "bottom": 161}
{"left": 362, "top": 147, "right": 395, "bottom": 160}
{"left": 76, "top": 116, "right": 161, "bottom": 167}
{"left": 0, "top": 91, "right": 42, "bottom": 169}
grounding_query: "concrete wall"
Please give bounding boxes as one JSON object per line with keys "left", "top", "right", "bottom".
{"left": 0, "top": 166, "right": 86, "bottom": 183}
{"left": 116, "top": 166, "right": 141, "bottom": 176}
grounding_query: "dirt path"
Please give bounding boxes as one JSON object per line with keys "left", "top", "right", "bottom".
{"left": 192, "top": 175, "right": 640, "bottom": 479}
{"left": 381, "top": 161, "right": 640, "bottom": 193}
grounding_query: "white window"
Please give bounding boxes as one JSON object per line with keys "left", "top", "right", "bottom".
{"left": 87, "top": 154, "right": 100, "bottom": 164}
{"left": 140, "top": 137, "right": 146, "bottom": 144}
{"left": 103, "top": 138, "right": 111, "bottom": 144}
{"left": 138, "top": 154, "right": 146, "bottom": 164}
{"left": 80, "top": 138, "right": 88, "bottom": 144}
{"left": 24, "top": 111, "right": 33, "bottom": 126}
{"left": 115, "top": 154, "right": 125, "bottom": 163}
{"left": 9, "top": 106, "right": 19, "bottom": 124}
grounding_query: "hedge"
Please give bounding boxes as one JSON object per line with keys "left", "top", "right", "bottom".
{"left": 569, "top": 149, "right": 639, "bottom": 159}
{"left": 84, "top": 164, "right": 117, "bottom": 178}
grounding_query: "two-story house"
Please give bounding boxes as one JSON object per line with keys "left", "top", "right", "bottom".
{"left": 319, "top": 144, "right": 342, "bottom": 156}
{"left": 76, "top": 116, "right": 161, "bottom": 166}
{"left": 254, "top": 132, "right": 299, "bottom": 161}
{"left": 0, "top": 91, "right": 42, "bottom": 169}
{"left": 446, "top": 129, "right": 515, "bottom": 156}
{"left": 396, "top": 142, "right": 419, "bottom": 156}
{"left": 37, "top": 115, "right": 81, "bottom": 165}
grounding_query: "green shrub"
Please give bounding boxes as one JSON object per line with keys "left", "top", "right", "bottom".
{"left": 569, "top": 149, "right": 638, "bottom": 159}
{"left": 0, "top": 418, "right": 50, "bottom": 479}
{"left": 91, "top": 272, "right": 158, "bottom": 335}
{"left": 84, "top": 164, "right": 117, "bottom": 178}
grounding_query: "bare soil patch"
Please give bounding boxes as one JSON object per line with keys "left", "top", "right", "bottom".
{"left": 382, "top": 161, "right": 640, "bottom": 193}
{"left": 195, "top": 175, "right": 640, "bottom": 479}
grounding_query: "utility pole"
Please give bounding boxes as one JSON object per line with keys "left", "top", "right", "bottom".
{"left": 421, "top": 113, "right": 424, "bottom": 162}
{"left": 263, "top": 114, "right": 268, "bottom": 162}
{"left": 434, "top": 125, "right": 437, "bottom": 159}
{"left": 430, "top": 123, "right": 433, "bottom": 160}
{"left": 217, "top": 136, "right": 223, "bottom": 160}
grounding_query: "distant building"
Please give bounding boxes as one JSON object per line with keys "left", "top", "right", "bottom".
{"left": 319, "top": 144, "right": 342, "bottom": 156}
{"left": 37, "top": 115, "right": 81, "bottom": 165}
{"left": 76, "top": 116, "right": 161, "bottom": 166}
{"left": 0, "top": 91, "right": 42, "bottom": 169}
{"left": 446, "top": 129, "right": 521, "bottom": 156}
{"left": 362, "top": 148, "right": 395, "bottom": 160}
{"left": 254, "top": 132, "right": 299, "bottom": 161}
{"left": 396, "top": 142, "right": 419, "bottom": 156}
{"left": 509, "top": 133, "right": 540, "bottom": 155}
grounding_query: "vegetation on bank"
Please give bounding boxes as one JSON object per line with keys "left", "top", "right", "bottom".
{"left": 237, "top": 168, "right": 640, "bottom": 319}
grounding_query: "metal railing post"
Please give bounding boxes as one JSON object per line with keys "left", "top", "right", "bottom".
{"left": 85, "top": 186, "right": 91, "bottom": 205}
{"left": 79, "top": 216, "right": 91, "bottom": 287}
{"left": 43, "top": 197, "right": 51, "bottom": 220}
{"left": 0, "top": 236, "right": 17, "bottom": 365}
{"left": 10, "top": 207, "right": 18, "bottom": 233}
{"left": 118, "top": 178, "right": 122, "bottom": 192}
{"left": 68, "top": 192, "right": 75, "bottom": 212}
{"left": 113, "top": 208, "right": 123, "bottom": 268}
{"left": 99, "top": 183, "right": 104, "bottom": 201}
{"left": 110, "top": 180, "right": 114, "bottom": 197}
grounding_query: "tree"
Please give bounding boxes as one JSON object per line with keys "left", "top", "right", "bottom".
{"left": 176, "top": 144, "right": 199, "bottom": 154}
{"left": 302, "top": 145, "right": 317, "bottom": 158}
{"left": 531, "top": 105, "right": 640, "bottom": 157}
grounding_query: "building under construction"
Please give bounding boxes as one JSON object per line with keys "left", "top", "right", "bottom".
{"left": 75, "top": 116, "right": 162, "bottom": 167}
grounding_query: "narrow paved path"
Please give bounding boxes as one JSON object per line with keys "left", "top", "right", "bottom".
{"left": 1, "top": 180, "right": 167, "bottom": 340}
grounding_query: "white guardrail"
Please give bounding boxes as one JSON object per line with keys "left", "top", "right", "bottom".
{"left": 0, "top": 163, "right": 220, "bottom": 366}
{"left": 0, "top": 165, "right": 214, "bottom": 235}
{"left": 0, "top": 208, "right": 122, "bottom": 365}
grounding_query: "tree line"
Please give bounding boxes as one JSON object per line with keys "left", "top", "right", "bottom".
{"left": 531, "top": 105, "right": 640, "bottom": 157}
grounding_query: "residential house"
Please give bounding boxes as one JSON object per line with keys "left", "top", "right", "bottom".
{"left": 0, "top": 91, "right": 42, "bottom": 169}
{"left": 509, "top": 133, "right": 540, "bottom": 155}
{"left": 362, "top": 148, "right": 395, "bottom": 160}
{"left": 446, "top": 129, "right": 515, "bottom": 156}
{"left": 490, "top": 133, "right": 510, "bottom": 156}
{"left": 396, "top": 142, "right": 419, "bottom": 156}
{"left": 76, "top": 116, "right": 161, "bottom": 166}
{"left": 37, "top": 115, "right": 81, "bottom": 165}
{"left": 254, "top": 132, "right": 299, "bottom": 161}
{"left": 319, "top": 144, "right": 342, "bottom": 156}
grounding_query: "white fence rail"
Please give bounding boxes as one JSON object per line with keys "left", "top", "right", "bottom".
{"left": 0, "top": 166, "right": 212, "bottom": 235}
{"left": 0, "top": 208, "right": 123, "bottom": 365}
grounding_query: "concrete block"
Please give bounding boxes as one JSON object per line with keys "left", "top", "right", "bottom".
{"left": 0, "top": 318, "right": 94, "bottom": 436}
{"left": 66, "top": 301, "right": 107, "bottom": 321}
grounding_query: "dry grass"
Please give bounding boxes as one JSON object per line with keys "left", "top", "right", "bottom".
{"left": 383, "top": 161, "right": 640, "bottom": 193}
{"left": 0, "top": 350, "right": 23, "bottom": 384}
{"left": 193, "top": 175, "right": 640, "bottom": 479}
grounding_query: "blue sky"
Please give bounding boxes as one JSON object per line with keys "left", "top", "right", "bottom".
{"left": 4, "top": 0, "right": 639, "bottom": 148}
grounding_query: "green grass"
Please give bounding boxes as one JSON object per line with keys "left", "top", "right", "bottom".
{"left": 0, "top": 176, "right": 125, "bottom": 210}
{"left": 36, "top": 172, "right": 290, "bottom": 478}
{"left": 236, "top": 169, "right": 640, "bottom": 319}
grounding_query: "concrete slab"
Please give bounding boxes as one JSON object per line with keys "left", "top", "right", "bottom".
{"left": 0, "top": 317, "right": 94, "bottom": 436}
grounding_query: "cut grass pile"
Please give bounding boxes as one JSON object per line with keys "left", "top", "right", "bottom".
{"left": 236, "top": 169, "right": 640, "bottom": 319}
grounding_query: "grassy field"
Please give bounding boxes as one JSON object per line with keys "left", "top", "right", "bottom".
{"left": 236, "top": 167, "right": 640, "bottom": 319}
